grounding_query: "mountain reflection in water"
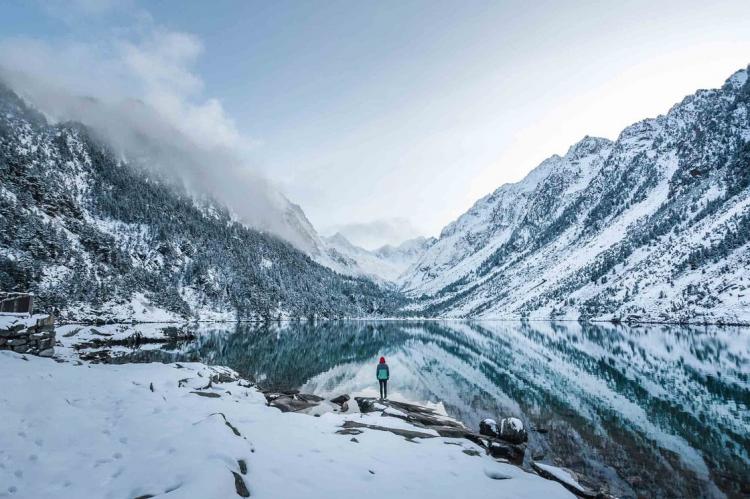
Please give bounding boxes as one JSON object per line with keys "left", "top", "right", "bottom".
{"left": 115, "top": 320, "right": 749, "bottom": 499}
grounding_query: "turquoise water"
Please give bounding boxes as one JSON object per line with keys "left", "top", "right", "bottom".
{"left": 115, "top": 320, "right": 750, "bottom": 499}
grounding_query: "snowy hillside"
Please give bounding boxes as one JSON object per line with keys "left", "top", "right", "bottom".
{"left": 324, "top": 233, "right": 436, "bottom": 284}
{"left": 0, "top": 82, "right": 402, "bottom": 321}
{"left": 401, "top": 66, "right": 750, "bottom": 324}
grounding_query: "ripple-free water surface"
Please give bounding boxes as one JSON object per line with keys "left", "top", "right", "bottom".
{"left": 113, "top": 320, "right": 749, "bottom": 499}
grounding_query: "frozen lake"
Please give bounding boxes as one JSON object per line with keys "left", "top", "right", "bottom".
{"left": 110, "top": 320, "right": 749, "bottom": 498}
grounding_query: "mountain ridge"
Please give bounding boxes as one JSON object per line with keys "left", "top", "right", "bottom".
{"left": 0, "top": 81, "right": 403, "bottom": 321}
{"left": 399, "top": 65, "right": 750, "bottom": 324}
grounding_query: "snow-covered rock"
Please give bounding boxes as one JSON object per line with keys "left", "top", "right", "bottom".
{"left": 532, "top": 462, "right": 600, "bottom": 498}
{"left": 498, "top": 417, "right": 527, "bottom": 445}
{"left": 480, "top": 418, "right": 499, "bottom": 438}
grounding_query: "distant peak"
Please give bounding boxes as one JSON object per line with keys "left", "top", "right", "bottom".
{"left": 325, "top": 232, "right": 357, "bottom": 248}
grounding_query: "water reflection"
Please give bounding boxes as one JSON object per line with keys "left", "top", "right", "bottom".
{"left": 115, "top": 320, "right": 749, "bottom": 499}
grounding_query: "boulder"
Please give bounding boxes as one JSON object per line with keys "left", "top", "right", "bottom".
{"left": 210, "top": 371, "right": 239, "bottom": 384}
{"left": 487, "top": 440, "right": 526, "bottom": 465}
{"left": 330, "top": 394, "right": 350, "bottom": 405}
{"left": 479, "top": 418, "right": 499, "bottom": 438}
{"left": 267, "top": 393, "right": 320, "bottom": 413}
{"left": 38, "top": 348, "right": 55, "bottom": 358}
{"left": 354, "top": 397, "right": 379, "bottom": 413}
{"left": 498, "top": 417, "right": 527, "bottom": 444}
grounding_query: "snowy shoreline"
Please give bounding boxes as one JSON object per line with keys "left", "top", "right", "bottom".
{"left": 1, "top": 350, "right": 579, "bottom": 499}
{"left": 53, "top": 315, "right": 750, "bottom": 327}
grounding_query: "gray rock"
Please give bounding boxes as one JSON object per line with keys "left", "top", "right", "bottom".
{"left": 498, "top": 417, "right": 528, "bottom": 444}
{"left": 38, "top": 348, "right": 55, "bottom": 358}
{"left": 190, "top": 391, "right": 221, "bottom": 398}
{"left": 330, "top": 394, "right": 350, "bottom": 405}
{"left": 479, "top": 418, "right": 499, "bottom": 438}
{"left": 267, "top": 393, "right": 319, "bottom": 413}
{"left": 237, "top": 459, "right": 247, "bottom": 475}
{"left": 336, "top": 428, "right": 363, "bottom": 436}
{"left": 232, "top": 471, "right": 250, "bottom": 497}
{"left": 210, "top": 372, "right": 239, "bottom": 384}
{"left": 7, "top": 338, "right": 28, "bottom": 346}
{"left": 531, "top": 462, "right": 600, "bottom": 498}
{"left": 297, "top": 393, "right": 324, "bottom": 403}
{"left": 339, "top": 420, "right": 436, "bottom": 440}
{"left": 63, "top": 328, "right": 82, "bottom": 338}
{"left": 35, "top": 315, "right": 55, "bottom": 327}
{"left": 487, "top": 440, "right": 526, "bottom": 464}
{"left": 354, "top": 397, "right": 378, "bottom": 413}
{"left": 0, "top": 325, "right": 23, "bottom": 336}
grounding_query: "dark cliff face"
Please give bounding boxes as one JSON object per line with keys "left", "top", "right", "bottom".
{"left": 0, "top": 83, "right": 402, "bottom": 320}
{"left": 402, "top": 67, "right": 750, "bottom": 324}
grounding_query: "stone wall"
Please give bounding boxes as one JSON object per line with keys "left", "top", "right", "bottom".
{"left": 0, "top": 314, "right": 55, "bottom": 357}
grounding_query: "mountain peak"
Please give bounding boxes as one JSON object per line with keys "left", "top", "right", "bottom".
{"left": 565, "top": 135, "right": 613, "bottom": 160}
{"left": 724, "top": 66, "right": 749, "bottom": 91}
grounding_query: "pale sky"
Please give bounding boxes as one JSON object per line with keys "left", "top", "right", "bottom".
{"left": 2, "top": 0, "right": 749, "bottom": 248}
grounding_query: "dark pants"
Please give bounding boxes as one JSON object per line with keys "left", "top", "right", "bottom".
{"left": 379, "top": 380, "right": 388, "bottom": 399}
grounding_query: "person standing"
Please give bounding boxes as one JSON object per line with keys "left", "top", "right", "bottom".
{"left": 376, "top": 356, "right": 389, "bottom": 400}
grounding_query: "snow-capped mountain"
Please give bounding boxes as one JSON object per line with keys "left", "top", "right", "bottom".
{"left": 0, "top": 82, "right": 402, "bottom": 321}
{"left": 323, "top": 233, "right": 436, "bottom": 284}
{"left": 401, "top": 66, "right": 750, "bottom": 324}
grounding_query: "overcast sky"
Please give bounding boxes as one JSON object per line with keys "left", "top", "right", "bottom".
{"left": 2, "top": 0, "right": 749, "bottom": 248}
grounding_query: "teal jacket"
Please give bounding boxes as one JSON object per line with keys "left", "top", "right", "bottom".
{"left": 376, "top": 363, "right": 389, "bottom": 381}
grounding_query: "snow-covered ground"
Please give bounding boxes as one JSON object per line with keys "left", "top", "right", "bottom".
{"left": 0, "top": 351, "right": 574, "bottom": 499}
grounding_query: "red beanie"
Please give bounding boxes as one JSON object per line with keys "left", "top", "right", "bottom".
{"left": 379, "top": 356, "right": 385, "bottom": 364}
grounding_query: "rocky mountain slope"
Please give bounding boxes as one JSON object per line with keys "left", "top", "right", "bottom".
{"left": 0, "top": 82, "right": 402, "bottom": 321}
{"left": 400, "top": 66, "right": 750, "bottom": 324}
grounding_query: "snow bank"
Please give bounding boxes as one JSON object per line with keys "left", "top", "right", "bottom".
{"left": 0, "top": 352, "right": 574, "bottom": 499}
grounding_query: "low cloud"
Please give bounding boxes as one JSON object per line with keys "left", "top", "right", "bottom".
{"left": 323, "top": 218, "right": 421, "bottom": 250}
{"left": 0, "top": 22, "right": 312, "bottom": 250}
